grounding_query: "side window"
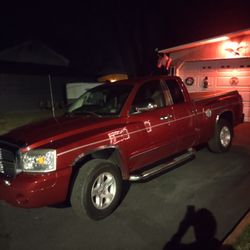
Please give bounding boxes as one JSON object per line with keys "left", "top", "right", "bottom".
{"left": 165, "top": 80, "right": 185, "bottom": 104}
{"left": 130, "top": 80, "right": 165, "bottom": 114}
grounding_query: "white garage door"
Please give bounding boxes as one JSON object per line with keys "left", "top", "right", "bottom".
{"left": 178, "top": 58, "right": 250, "bottom": 122}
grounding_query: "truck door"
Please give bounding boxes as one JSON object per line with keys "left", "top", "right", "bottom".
{"left": 163, "top": 79, "right": 196, "bottom": 152}
{"left": 127, "top": 80, "right": 176, "bottom": 171}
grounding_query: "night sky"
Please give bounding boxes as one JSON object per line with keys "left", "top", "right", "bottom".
{"left": 1, "top": 1, "right": 250, "bottom": 77}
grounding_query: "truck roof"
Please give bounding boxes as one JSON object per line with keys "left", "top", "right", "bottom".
{"left": 113, "top": 75, "right": 178, "bottom": 86}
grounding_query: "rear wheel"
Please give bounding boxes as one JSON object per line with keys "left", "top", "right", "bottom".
{"left": 208, "top": 118, "right": 233, "bottom": 153}
{"left": 70, "top": 159, "right": 122, "bottom": 220}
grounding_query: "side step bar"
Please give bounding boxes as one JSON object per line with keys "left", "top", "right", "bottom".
{"left": 129, "top": 148, "right": 195, "bottom": 181}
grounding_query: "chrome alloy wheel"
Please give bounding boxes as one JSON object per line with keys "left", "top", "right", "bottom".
{"left": 220, "top": 126, "right": 231, "bottom": 147}
{"left": 91, "top": 172, "right": 117, "bottom": 210}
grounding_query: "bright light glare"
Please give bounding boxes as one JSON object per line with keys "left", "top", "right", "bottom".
{"left": 207, "top": 36, "right": 229, "bottom": 43}
{"left": 222, "top": 40, "right": 247, "bottom": 57}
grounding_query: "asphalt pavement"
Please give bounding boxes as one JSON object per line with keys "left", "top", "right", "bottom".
{"left": 0, "top": 123, "right": 250, "bottom": 250}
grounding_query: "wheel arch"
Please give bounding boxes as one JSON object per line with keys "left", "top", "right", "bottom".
{"left": 216, "top": 110, "right": 234, "bottom": 127}
{"left": 70, "top": 146, "right": 128, "bottom": 181}
{"left": 66, "top": 146, "right": 128, "bottom": 210}
{"left": 90, "top": 146, "right": 128, "bottom": 179}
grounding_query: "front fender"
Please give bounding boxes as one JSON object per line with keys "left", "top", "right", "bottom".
{"left": 72, "top": 145, "right": 129, "bottom": 180}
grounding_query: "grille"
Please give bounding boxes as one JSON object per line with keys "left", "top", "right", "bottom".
{"left": 0, "top": 147, "right": 17, "bottom": 176}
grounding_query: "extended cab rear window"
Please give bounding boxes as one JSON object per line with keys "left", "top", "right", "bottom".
{"left": 164, "top": 79, "right": 185, "bottom": 104}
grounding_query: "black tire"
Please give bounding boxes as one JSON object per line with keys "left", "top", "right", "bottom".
{"left": 208, "top": 118, "right": 233, "bottom": 153}
{"left": 70, "top": 159, "right": 122, "bottom": 220}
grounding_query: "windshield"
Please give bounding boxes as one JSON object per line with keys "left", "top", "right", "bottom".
{"left": 67, "top": 83, "right": 133, "bottom": 117}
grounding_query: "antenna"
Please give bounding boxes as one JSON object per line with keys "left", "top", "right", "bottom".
{"left": 48, "top": 74, "right": 55, "bottom": 118}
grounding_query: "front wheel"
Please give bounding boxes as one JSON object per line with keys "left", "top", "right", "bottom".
{"left": 208, "top": 118, "right": 233, "bottom": 153}
{"left": 70, "top": 159, "right": 122, "bottom": 220}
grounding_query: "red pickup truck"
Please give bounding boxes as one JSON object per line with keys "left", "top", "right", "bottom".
{"left": 0, "top": 76, "right": 244, "bottom": 220}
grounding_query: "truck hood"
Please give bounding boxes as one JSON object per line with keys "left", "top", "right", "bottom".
{"left": 1, "top": 115, "right": 123, "bottom": 149}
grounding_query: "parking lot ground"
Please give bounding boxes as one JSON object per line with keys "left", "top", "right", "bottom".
{"left": 0, "top": 118, "right": 250, "bottom": 250}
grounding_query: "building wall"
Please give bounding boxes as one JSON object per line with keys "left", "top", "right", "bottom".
{"left": 0, "top": 74, "right": 73, "bottom": 113}
{"left": 171, "top": 34, "right": 250, "bottom": 69}
{"left": 170, "top": 34, "right": 250, "bottom": 122}
{"left": 177, "top": 58, "right": 250, "bottom": 122}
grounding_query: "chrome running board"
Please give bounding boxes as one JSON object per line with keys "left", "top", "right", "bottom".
{"left": 129, "top": 148, "right": 195, "bottom": 181}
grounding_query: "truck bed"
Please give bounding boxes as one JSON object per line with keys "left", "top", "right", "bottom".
{"left": 189, "top": 90, "right": 239, "bottom": 103}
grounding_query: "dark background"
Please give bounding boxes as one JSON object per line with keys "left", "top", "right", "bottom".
{"left": 1, "top": 1, "right": 250, "bottom": 77}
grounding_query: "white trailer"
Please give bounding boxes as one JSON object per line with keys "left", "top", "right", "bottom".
{"left": 66, "top": 82, "right": 101, "bottom": 104}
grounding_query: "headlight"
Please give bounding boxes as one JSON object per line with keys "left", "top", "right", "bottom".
{"left": 20, "top": 149, "right": 57, "bottom": 173}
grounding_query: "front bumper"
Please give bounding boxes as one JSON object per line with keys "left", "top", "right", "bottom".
{"left": 0, "top": 167, "right": 72, "bottom": 208}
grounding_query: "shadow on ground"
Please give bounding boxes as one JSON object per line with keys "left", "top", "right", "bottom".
{"left": 163, "top": 205, "right": 234, "bottom": 250}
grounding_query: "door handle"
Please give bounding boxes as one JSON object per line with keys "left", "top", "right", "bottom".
{"left": 160, "top": 114, "right": 173, "bottom": 121}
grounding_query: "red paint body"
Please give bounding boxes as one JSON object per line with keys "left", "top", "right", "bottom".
{"left": 0, "top": 76, "right": 244, "bottom": 208}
